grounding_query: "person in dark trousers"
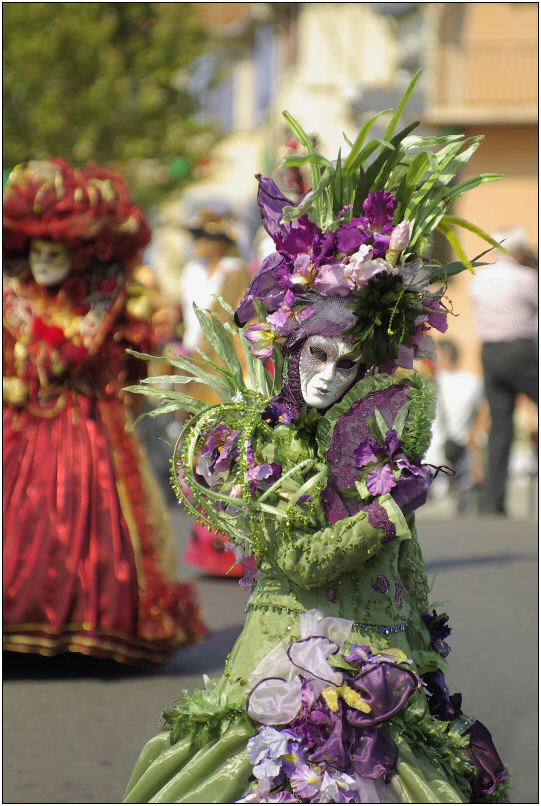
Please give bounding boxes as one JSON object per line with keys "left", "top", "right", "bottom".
{"left": 470, "top": 226, "right": 538, "bottom": 515}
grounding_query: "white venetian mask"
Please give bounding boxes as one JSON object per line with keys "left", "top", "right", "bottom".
{"left": 299, "top": 335, "right": 360, "bottom": 409}
{"left": 28, "top": 238, "right": 72, "bottom": 287}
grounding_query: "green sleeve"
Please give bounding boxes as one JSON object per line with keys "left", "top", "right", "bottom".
{"left": 264, "top": 494, "right": 410, "bottom": 590}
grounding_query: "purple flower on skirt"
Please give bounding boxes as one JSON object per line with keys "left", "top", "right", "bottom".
{"left": 421, "top": 610, "right": 452, "bottom": 657}
{"left": 247, "top": 461, "right": 282, "bottom": 493}
{"left": 342, "top": 644, "right": 373, "bottom": 667}
{"left": 213, "top": 428, "right": 241, "bottom": 473}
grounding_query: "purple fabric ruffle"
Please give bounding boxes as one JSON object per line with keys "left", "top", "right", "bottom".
{"left": 422, "top": 670, "right": 510, "bottom": 799}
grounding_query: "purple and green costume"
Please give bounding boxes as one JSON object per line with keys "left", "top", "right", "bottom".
{"left": 123, "top": 80, "right": 509, "bottom": 804}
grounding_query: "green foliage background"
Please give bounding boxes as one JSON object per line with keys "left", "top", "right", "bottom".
{"left": 3, "top": 2, "right": 216, "bottom": 204}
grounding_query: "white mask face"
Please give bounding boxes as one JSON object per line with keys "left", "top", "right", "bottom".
{"left": 299, "top": 335, "right": 360, "bottom": 409}
{"left": 28, "top": 238, "right": 72, "bottom": 286}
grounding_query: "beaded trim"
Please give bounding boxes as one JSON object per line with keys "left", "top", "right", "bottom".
{"left": 244, "top": 601, "right": 411, "bottom": 633}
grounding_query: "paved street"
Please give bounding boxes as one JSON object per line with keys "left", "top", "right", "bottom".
{"left": 3, "top": 507, "right": 538, "bottom": 804}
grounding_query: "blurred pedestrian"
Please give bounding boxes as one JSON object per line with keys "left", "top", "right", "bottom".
{"left": 179, "top": 205, "right": 250, "bottom": 576}
{"left": 425, "top": 340, "right": 487, "bottom": 512}
{"left": 3, "top": 159, "right": 207, "bottom": 664}
{"left": 180, "top": 205, "right": 250, "bottom": 391}
{"left": 470, "top": 226, "right": 538, "bottom": 515}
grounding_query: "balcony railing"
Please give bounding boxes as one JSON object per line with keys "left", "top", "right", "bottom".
{"left": 434, "top": 41, "right": 538, "bottom": 110}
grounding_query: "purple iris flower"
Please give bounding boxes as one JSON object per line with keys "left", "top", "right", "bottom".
{"left": 371, "top": 230, "right": 392, "bottom": 259}
{"left": 246, "top": 439, "right": 283, "bottom": 493}
{"left": 276, "top": 261, "right": 295, "bottom": 291}
{"left": 244, "top": 323, "right": 285, "bottom": 359}
{"left": 289, "top": 765, "right": 322, "bottom": 800}
{"left": 420, "top": 292, "right": 449, "bottom": 333}
{"left": 366, "top": 464, "right": 396, "bottom": 496}
{"left": 213, "top": 429, "right": 240, "bottom": 473}
{"left": 196, "top": 424, "right": 234, "bottom": 485}
{"left": 336, "top": 215, "right": 371, "bottom": 254}
{"left": 290, "top": 254, "right": 315, "bottom": 288}
{"left": 421, "top": 611, "right": 452, "bottom": 657}
{"left": 267, "top": 289, "right": 315, "bottom": 337}
{"left": 310, "top": 230, "right": 337, "bottom": 265}
{"left": 342, "top": 644, "right": 373, "bottom": 668}
{"left": 313, "top": 262, "right": 355, "bottom": 297}
{"left": 356, "top": 429, "right": 424, "bottom": 496}
{"left": 256, "top": 176, "right": 320, "bottom": 260}
{"left": 362, "top": 190, "right": 398, "bottom": 233}
{"left": 261, "top": 400, "right": 293, "bottom": 427}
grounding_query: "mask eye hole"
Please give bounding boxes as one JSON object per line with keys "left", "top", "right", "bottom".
{"left": 337, "top": 358, "right": 356, "bottom": 371}
{"left": 310, "top": 346, "right": 327, "bottom": 363}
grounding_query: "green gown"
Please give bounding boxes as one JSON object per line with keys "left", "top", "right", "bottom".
{"left": 123, "top": 373, "right": 508, "bottom": 804}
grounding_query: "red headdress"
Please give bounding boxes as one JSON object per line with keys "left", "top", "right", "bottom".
{"left": 3, "top": 158, "right": 151, "bottom": 272}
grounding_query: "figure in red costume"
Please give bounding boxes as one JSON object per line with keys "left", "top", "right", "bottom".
{"left": 3, "top": 159, "right": 207, "bottom": 664}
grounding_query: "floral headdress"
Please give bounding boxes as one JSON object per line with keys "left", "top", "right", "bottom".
{"left": 236, "top": 71, "right": 503, "bottom": 371}
{"left": 125, "top": 71, "right": 503, "bottom": 553}
{"left": 3, "top": 158, "right": 151, "bottom": 271}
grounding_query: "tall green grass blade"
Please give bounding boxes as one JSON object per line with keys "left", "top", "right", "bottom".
{"left": 342, "top": 109, "right": 391, "bottom": 174}
{"left": 380, "top": 69, "right": 422, "bottom": 148}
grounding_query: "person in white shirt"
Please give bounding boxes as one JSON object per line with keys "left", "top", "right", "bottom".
{"left": 179, "top": 206, "right": 251, "bottom": 576}
{"left": 426, "top": 340, "right": 486, "bottom": 510}
{"left": 470, "top": 226, "right": 538, "bottom": 515}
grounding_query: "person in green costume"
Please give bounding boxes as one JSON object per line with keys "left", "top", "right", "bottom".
{"left": 123, "top": 74, "right": 509, "bottom": 804}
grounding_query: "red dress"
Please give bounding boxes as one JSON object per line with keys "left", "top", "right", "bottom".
{"left": 3, "top": 263, "right": 207, "bottom": 664}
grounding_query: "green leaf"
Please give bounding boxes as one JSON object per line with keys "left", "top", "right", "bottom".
{"left": 348, "top": 137, "right": 395, "bottom": 179}
{"left": 440, "top": 215, "right": 506, "bottom": 253}
{"left": 210, "top": 294, "right": 235, "bottom": 318}
{"left": 392, "top": 402, "right": 411, "bottom": 438}
{"left": 440, "top": 173, "right": 503, "bottom": 203}
{"left": 342, "top": 109, "right": 392, "bottom": 175}
{"left": 333, "top": 146, "right": 343, "bottom": 214}
{"left": 150, "top": 348, "right": 232, "bottom": 400}
{"left": 436, "top": 220, "right": 474, "bottom": 272}
{"left": 364, "top": 120, "right": 420, "bottom": 190}
{"left": 281, "top": 167, "right": 333, "bottom": 224}
{"left": 352, "top": 166, "right": 369, "bottom": 216}
{"left": 401, "top": 140, "right": 467, "bottom": 222}
{"left": 193, "top": 304, "right": 244, "bottom": 387}
{"left": 399, "top": 152, "right": 430, "bottom": 215}
{"left": 132, "top": 400, "right": 192, "bottom": 427}
{"left": 124, "top": 384, "right": 208, "bottom": 411}
{"left": 279, "top": 152, "right": 334, "bottom": 170}
{"left": 380, "top": 69, "right": 422, "bottom": 146}
{"left": 282, "top": 110, "right": 321, "bottom": 215}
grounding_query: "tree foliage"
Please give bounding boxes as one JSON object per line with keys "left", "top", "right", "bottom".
{"left": 3, "top": 2, "right": 216, "bottom": 204}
